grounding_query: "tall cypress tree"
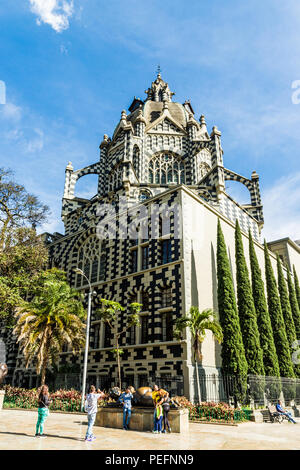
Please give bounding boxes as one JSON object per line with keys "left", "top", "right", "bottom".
{"left": 248, "top": 231, "right": 280, "bottom": 377}
{"left": 277, "top": 256, "right": 298, "bottom": 371}
{"left": 235, "top": 221, "right": 264, "bottom": 376}
{"left": 217, "top": 220, "right": 248, "bottom": 400}
{"left": 264, "top": 241, "right": 295, "bottom": 378}
{"left": 287, "top": 267, "right": 300, "bottom": 340}
{"left": 293, "top": 265, "right": 300, "bottom": 310}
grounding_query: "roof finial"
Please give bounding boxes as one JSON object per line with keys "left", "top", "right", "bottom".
{"left": 156, "top": 64, "right": 161, "bottom": 78}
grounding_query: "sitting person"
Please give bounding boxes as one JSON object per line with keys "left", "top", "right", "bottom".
{"left": 276, "top": 400, "right": 297, "bottom": 424}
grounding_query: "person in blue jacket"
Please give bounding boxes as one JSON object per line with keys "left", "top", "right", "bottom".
{"left": 276, "top": 400, "right": 297, "bottom": 423}
{"left": 118, "top": 387, "right": 133, "bottom": 430}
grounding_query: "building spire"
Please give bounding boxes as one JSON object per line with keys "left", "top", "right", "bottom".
{"left": 145, "top": 68, "right": 175, "bottom": 102}
{"left": 156, "top": 64, "right": 161, "bottom": 79}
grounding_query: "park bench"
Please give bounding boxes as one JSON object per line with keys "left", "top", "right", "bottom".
{"left": 267, "top": 405, "right": 288, "bottom": 423}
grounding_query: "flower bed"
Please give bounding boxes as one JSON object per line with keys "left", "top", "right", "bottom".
{"left": 3, "top": 386, "right": 83, "bottom": 412}
{"left": 3, "top": 386, "right": 122, "bottom": 412}
{"left": 172, "top": 396, "right": 249, "bottom": 423}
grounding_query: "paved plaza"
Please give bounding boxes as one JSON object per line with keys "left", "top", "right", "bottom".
{"left": 0, "top": 409, "right": 300, "bottom": 450}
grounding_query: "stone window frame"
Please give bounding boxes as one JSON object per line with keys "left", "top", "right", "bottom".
{"left": 148, "top": 151, "right": 186, "bottom": 185}
{"left": 75, "top": 236, "right": 107, "bottom": 287}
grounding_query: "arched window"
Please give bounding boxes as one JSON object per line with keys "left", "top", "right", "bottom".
{"left": 139, "top": 190, "right": 152, "bottom": 202}
{"left": 133, "top": 146, "right": 140, "bottom": 179}
{"left": 108, "top": 163, "right": 123, "bottom": 191}
{"left": 147, "top": 152, "right": 186, "bottom": 185}
{"left": 74, "top": 236, "right": 106, "bottom": 287}
{"left": 197, "top": 150, "right": 212, "bottom": 182}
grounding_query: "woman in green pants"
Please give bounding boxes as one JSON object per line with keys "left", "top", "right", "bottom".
{"left": 35, "top": 385, "right": 52, "bottom": 437}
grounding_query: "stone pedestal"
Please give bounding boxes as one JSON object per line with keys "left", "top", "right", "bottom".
{"left": 95, "top": 407, "right": 189, "bottom": 433}
{"left": 0, "top": 390, "right": 5, "bottom": 410}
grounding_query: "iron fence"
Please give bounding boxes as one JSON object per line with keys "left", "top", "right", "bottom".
{"left": 192, "top": 373, "right": 300, "bottom": 406}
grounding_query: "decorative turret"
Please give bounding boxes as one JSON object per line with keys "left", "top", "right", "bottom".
{"left": 134, "top": 108, "right": 146, "bottom": 137}
{"left": 145, "top": 71, "right": 175, "bottom": 102}
{"left": 187, "top": 113, "right": 198, "bottom": 140}
{"left": 63, "top": 161, "right": 74, "bottom": 199}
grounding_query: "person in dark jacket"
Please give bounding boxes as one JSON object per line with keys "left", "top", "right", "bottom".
{"left": 161, "top": 395, "right": 172, "bottom": 433}
{"left": 35, "top": 385, "right": 52, "bottom": 437}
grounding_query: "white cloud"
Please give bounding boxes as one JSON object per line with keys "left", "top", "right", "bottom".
{"left": 262, "top": 172, "right": 300, "bottom": 242}
{"left": 0, "top": 103, "right": 22, "bottom": 122}
{"left": 29, "top": 0, "right": 74, "bottom": 33}
{"left": 25, "top": 128, "right": 44, "bottom": 153}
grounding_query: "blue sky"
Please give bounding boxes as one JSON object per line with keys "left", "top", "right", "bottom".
{"left": 0, "top": 0, "right": 300, "bottom": 241}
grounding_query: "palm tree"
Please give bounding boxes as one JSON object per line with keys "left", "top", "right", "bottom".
{"left": 174, "top": 307, "right": 223, "bottom": 403}
{"left": 13, "top": 277, "right": 86, "bottom": 385}
{"left": 96, "top": 298, "right": 142, "bottom": 390}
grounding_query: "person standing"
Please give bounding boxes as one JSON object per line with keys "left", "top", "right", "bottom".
{"left": 161, "top": 395, "right": 172, "bottom": 433}
{"left": 151, "top": 384, "right": 168, "bottom": 432}
{"left": 84, "top": 385, "right": 104, "bottom": 441}
{"left": 118, "top": 387, "right": 133, "bottom": 430}
{"left": 35, "top": 385, "right": 52, "bottom": 438}
{"left": 153, "top": 402, "right": 164, "bottom": 433}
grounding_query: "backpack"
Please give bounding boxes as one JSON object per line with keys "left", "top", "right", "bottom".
{"left": 84, "top": 399, "right": 89, "bottom": 413}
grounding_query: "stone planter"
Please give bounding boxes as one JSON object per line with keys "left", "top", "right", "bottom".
{"left": 0, "top": 390, "right": 5, "bottom": 410}
{"left": 95, "top": 407, "right": 189, "bottom": 433}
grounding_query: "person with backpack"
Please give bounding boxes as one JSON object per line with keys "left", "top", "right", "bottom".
{"left": 35, "top": 384, "right": 52, "bottom": 438}
{"left": 84, "top": 385, "right": 104, "bottom": 441}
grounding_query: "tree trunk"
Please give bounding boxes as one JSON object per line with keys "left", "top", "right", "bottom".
{"left": 195, "top": 356, "right": 201, "bottom": 404}
{"left": 40, "top": 361, "right": 47, "bottom": 386}
{"left": 116, "top": 337, "right": 121, "bottom": 390}
{"left": 40, "top": 335, "right": 50, "bottom": 386}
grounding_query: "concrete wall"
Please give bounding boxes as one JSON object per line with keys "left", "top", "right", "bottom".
{"left": 181, "top": 187, "right": 288, "bottom": 379}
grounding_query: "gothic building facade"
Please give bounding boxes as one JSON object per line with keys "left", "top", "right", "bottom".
{"left": 9, "top": 73, "right": 300, "bottom": 400}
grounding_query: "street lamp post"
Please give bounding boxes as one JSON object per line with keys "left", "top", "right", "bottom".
{"left": 74, "top": 268, "right": 92, "bottom": 412}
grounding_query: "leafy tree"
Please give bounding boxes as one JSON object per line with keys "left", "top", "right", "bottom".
{"left": 13, "top": 271, "right": 86, "bottom": 385}
{"left": 96, "top": 299, "right": 142, "bottom": 390}
{"left": 264, "top": 241, "right": 295, "bottom": 378}
{"left": 248, "top": 231, "right": 280, "bottom": 377}
{"left": 0, "top": 168, "right": 49, "bottom": 250}
{"left": 293, "top": 265, "right": 300, "bottom": 310}
{"left": 216, "top": 220, "right": 248, "bottom": 401}
{"left": 0, "top": 227, "right": 48, "bottom": 325}
{"left": 235, "top": 221, "right": 264, "bottom": 376}
{"left": 174, "top": 307, "right": 223, "bottom": 403}
{"left": 287, "top": 268, "right": 300, "bottom": 340}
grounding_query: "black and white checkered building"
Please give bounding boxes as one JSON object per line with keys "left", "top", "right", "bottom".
{"left": 11, "top": 72, "right": 297, "bottom": 400}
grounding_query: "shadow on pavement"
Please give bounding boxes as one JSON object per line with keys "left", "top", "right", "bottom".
{"left": 0, "top": 431, "right": 84, "bottom": 441}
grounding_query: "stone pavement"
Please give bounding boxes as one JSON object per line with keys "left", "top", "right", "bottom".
{"left": 0, "top": 409, "right": 300, "bottom": 450}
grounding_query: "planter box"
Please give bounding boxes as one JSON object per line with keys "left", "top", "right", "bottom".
{"left": 0, "top": 391, "right": 5, "bottom": 410}
{"left": 95, "top": 407, "right": 189, "bottom": 433}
